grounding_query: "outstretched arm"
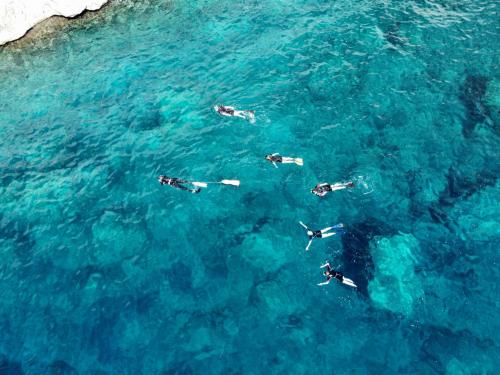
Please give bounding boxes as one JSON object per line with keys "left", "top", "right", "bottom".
{"left": 320, "top": 262, "right": 330, "bottom": 269}
{"left": 299, "top": 221, "right": 309, "bottom": 230}
{"left": 317, "top": 279, "right": 331, "bottom": 286}
{"left": 305, "top": 239, "right": 313, "bottom": 251}
{"left": 272, "top": 162, "right": 278, "bottom": 168}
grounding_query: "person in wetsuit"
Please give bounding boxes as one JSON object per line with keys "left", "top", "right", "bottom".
{"left": 158, "top": 176, "right": 201, "bottom": 194}
{"left": 265, "top": 153, "right": 303, "bottom": 168}
{"left": 318, "top": 262, "right": 357, "bottom": 288}
{"left": 299, "top": 221, "right": 344, "bottom": 251}
{"left": 311, "top": 181, "right": 354, "bottom": 197}
{"left": 215, "top": 105, "right": 255, "bottom": 121}
{"left": 217, "top": 105, "right": 235, "bottom": 116}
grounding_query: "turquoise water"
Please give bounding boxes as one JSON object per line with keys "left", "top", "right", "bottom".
{"left": 0, "top": 0, "right": 499, "bottom": 373}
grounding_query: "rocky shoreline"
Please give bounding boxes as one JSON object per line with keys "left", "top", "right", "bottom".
{"left": 0, "top": 0, "right": 109, "bottom": 46}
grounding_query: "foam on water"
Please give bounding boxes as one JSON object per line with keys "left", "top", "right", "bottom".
{"left": 0, "top": 0, "right": 499, "bottom": 373}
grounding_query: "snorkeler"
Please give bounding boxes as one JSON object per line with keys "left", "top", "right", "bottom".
{"left": 318, "top": 262, "right": 357, "bottom": 288}
{"left": 158, "top": 176, "right": 201, "bottom": 194}
{"left": 311, "top": 181, "right": 354, "bottom": 197}
{"left": 299, "top": 221, "right": 344, "bottom": 251}
{"left": 265, "top": 153, "right": 303, "bottom": 168}
{"left": 214, "top": 105, "right": 255, "bottom": 121}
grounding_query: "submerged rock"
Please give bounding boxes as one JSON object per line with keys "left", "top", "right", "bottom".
{"left": 91, "top": 211, "right": 147, "bottom": 264}
{"left": 341, "top": 218, "right": 394, "bottom": 294}
{"left": 428, "top": 165, "right": 497, "bottom": 230}
{"left": 47, "top": 360, "right": 78, "bottom": 375}
{"left": 484, "top": 77, "right": 500, "bottom": 132}
{"left": 0, "top": 353, "right": 24, "bottom": 375}
{"left": 449, "top": 183, "right": 499, "bottom": 243}
{"left": 484, "top": 77, "right": 500, "bottom": 109}
{"left": 255, "top": 280, "right": 301, "bottom": 321}
{"left": 368, "top": 233, "right": 423, "bottom": 316}
{"left": 239, "top": 232, "right": 289, "bottom": 273}
{"left": 459, "top": 75, "right": 491, "bottom": 137}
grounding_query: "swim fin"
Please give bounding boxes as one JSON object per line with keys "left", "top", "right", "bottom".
{"left": 220, "top": 179, "right": 240, "bottom": 187}
{"left": 342, "top": 278, "right": 357, "bottom": 288}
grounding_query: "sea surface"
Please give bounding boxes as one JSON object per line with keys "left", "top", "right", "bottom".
{"left": 0, "top": 0, "right": 499, "bottom": 373}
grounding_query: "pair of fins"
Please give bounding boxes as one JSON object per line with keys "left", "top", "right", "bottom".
{"left": 272, "top": 158, "right": 304, "bottom": 166}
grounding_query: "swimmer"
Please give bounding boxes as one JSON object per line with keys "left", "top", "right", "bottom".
{"left": 214, "top": 105, "right": 255, "bottom": 121}
{"left": 318, "top": 262, "right": 357, "bottom": 288}
{"left": 311, "top": 181, "right": 354, "bottom": 197}
{"left": 265, "top": 153, "right": 304, "bottom": 168}
{"left": 299, "top": 221, "right": 344, "bottom": 251}
{"left": 158, "top": 176, "right": 201, "bottom": 194}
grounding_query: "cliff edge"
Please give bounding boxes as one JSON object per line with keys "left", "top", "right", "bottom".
{"left": 0, "top": 0, "right": 109, "bottom": 45}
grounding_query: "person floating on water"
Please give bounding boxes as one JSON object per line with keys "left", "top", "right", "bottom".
{"left": 311, "top": 181, "right": 354, "bottom": 197}
{"left": 214, "top": 105, "right": 255, "bottom": 122}
{"left": 265, "top": 153, "right": 303, "bottom": 168}
{"left": 318, "top": 262, "right": 357, "bottom": 288}
{"left": 158, "top": 176, "right": 201, "bottom": 194}
{"left": 299, "top": 221, "right": 344, "bottom": 251}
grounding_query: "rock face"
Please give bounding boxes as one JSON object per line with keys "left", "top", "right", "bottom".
{"left": 368, "top": 233, "right": 424, "bottom": 316}
{"left": 0, "top": 0, "right": 108, "bottom": 45}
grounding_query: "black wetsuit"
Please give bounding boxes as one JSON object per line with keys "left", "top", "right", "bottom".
{"left": 312, "top": 183, "right": 332, "bottom": 196}
{"left": 218, "top": 106, "right": 235, "bottom": 116}
{"left": 325, "top": 265, "right": 344, "bottom": 282}
{"left": 159, "top": 176, "right": 200, "bottom": 193}
{"left": 333, "top": 271, "right": 344, "bottom": 282}
{"left": 309, "top": 230, "right": 323, "bottom": 239}
{"left": 267, "top": 155, "right": 283, "bottom": 163}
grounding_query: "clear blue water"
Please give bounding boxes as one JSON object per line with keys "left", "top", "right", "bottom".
{"left": 0, "top": 0, "right": 499, "bottom": 373}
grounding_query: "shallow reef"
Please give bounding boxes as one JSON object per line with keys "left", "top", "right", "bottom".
{"left": 0, "top": 0, "right": 498, "bottom": 373}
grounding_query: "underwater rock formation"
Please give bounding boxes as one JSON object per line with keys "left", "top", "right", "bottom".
{"left": 341, "top": 218, "right": 394, "bottom": 294}
{"left": 47, "top": 360, "right": 78, "bottom": 375}
{"left": 0, "top": 353, "right": 24, "bottom": 375}
{"left": 367, "top": 233, "right": 424, "bottom": 316}
{"left": 428, "top": 165, "right": 497, "bottom": 229}
{"left": 459, "top": 75, "right": 490, "bottom": 137}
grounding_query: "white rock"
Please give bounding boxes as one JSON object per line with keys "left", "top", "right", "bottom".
{"left": 0, "top": 0, "right": 109, "bottom": 45}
